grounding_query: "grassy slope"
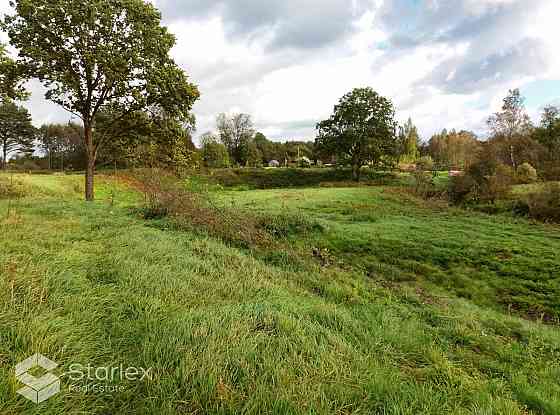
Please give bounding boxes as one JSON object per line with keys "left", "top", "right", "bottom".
{"left": 219, "top": 187, "right": 560, "bottom": 321}
{"left": 0, "top": 173, "right": 559, "bottom": 414}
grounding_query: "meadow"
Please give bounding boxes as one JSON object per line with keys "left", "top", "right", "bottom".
{"left": 1, "top": 171, "right": 559, "bottom": 414}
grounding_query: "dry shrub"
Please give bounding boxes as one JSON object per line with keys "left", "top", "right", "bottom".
{"left": 134, "top": 170, "right": 272, "bottom": 248}
{"left": 0, "top": 176, "right": 26, "bottom": 199}
{"left": 412, "top": 171, "right": 435, "bottom": 198}
{"left": 132, "top": 170, "right": 326, "bottom": 248}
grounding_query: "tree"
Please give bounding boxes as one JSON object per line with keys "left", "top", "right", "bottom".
{"left": 0, "top": 100, "right": 35, "bottom": 169}
{"left": 200, "top": 132, "right": 230, "bottom": 169}
{"left": 254, "top": 132, "right": 274, "bottom": 164}
{"left": 487, "top": 89, "right": 533, "bottom": 170}
{"left": 245, "top": 142, "right": 263, "bottom": 167}
{"left": 398, "top": 117, "right": 420, "bottom": 162}
{"left": 38, "top": 123, "right": 73, "bottom": 170}
{"left": 534, "top": 105, "right": 560, "bottom": 161}
{"left": 216, "top": 113, "right": 254, "bottom": 165}
{"left": 316, "top": 87, "right": 397, "bottom": 181}
{"left": 428, "top": 129, "right": 481, "bottom": 170}
{"left": 5, "top": 0, "right": 199, "bottom": 200}
{"left": 94, "top": 107, "right": 198, "bottom": 172}
{"left": 0, "top": 43, "right": 27, "bottom": 101}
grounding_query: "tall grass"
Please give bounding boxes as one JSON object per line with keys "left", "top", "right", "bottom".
{"left": 0, "top": 173, "right": 559, "bottom": 414}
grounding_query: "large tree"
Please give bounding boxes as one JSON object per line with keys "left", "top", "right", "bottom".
{"left": 4, "top": 0, "right": 199, "bottom": 200}
{"left": 216, "top": 113, "right": 255, "bottom": 166}
{"left": 316, "top": 87, "right": 397, "bottom": 181}
{"left": 487, "top": 89, "right": 533, "bottom": 170}
{"left": 0, "top": 100, "right": 35, "bottom": 169}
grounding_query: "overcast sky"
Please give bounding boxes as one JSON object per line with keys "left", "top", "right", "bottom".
{"left": 1, "top": 0, "right": 559, "bottom": 144}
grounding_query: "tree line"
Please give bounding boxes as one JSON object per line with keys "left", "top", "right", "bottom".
{"left": 0, "top": 0, "right": 558, "bottom": 197}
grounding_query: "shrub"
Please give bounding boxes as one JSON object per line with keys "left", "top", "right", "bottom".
{"left": 541, "top": 162, "right": 560, "bottom": 181}
{"left": 517, "top": 162, "right": 538, "bottom": 184}
{"left": 412, "top": 171, "right": 435, "bottom": 199}
{"left": 0, "top": 176, "right": 26, "bottom": 199}
{"left": 202, "top": 142, "right": 230, "bottom": 169}
{"left": 258, "top": 213, "right": 325, "bottom": 238}
{"left": 526, "top": 183, "right": 560, "bottom": 222}
{"left": 448, "top": 174, "right": 477, "bottom": 204}
{"left": 415, "top": 156, "right": 434, "bottom": 172}
{"left": 448, "top": 161, "right": 513, "bottom": 205}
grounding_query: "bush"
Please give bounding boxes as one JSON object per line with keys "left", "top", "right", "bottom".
{"left": 541, "top": 162, "right": 560, "bottom": 181}
{"left": 448, "top": 174, "right": 477, "bottom": 204}
{"left": 412, "top": 171, "right": 435, "bottom": 199}
{"left": 526, "top": 183, "right": 560, "bottom": 222}
{"left": 517, "top": 162, "right": 538, "bottom": 184}
{"left": 448, "top": 161, "right": 513, "bottom": 205}
{"left": 0, "top": 176, "right": 26, "bottom": 199}
{"left": 415, "top": 156, "right": 434, "bottom": 172}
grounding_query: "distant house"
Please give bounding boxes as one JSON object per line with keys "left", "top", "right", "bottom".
{"left": 268, "top": 160, "right": 280, "bottom": 168}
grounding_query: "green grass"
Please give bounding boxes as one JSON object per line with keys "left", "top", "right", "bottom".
{"left": 1, "top": 172, "right": 559, "bottom": 414}
{"left": 218, "top": 187, "right": 560, "bottom": 321}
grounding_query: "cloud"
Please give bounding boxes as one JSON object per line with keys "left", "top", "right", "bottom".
{"left": 423, "top": 38, "right": 550, "bottom": 95}
{"left": 156, "top": 0, "right": 372, "bottom": 51}
{"left": 1, "top": 0, "right": 559, "bottom": 144}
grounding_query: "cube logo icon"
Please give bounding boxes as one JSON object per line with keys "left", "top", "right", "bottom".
{"left": 15, "top": 354, "right": 60, "bottom": 403}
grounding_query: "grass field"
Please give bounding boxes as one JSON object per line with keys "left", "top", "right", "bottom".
{"left": 1, "top": 172, "right": 559, "bottom": 414}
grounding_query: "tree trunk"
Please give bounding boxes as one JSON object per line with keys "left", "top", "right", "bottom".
{"left": 2, "top": 146, "right": 6, "bottom": 170}
{"left": 84, "top": 123, "right": 95, "bottom": 201}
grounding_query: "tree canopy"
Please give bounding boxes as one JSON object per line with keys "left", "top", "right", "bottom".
{"left": 0, "top": 43, "right": 27, "bottom": 101}
{"left": 316, "top": 87, "right": 397, "bottom": 180}
{"left": 398, "top": 117, "right": 420, "bottom": 162}
{"left": 216, "top": 113, "right": 255, "bottom": 166}
{"left": 0, "top": 100, "right": 35, "bottom": 169}
{"left": 4, "top": 0, "right": 199, "bottom": 199}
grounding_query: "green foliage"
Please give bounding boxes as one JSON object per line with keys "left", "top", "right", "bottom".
{"left": 200, "top": 167, "right": 401, "bottom": 189}
{"left": 415, "top": 155, "right": 434, "bottom": 171}
{"left": 257, "top": 213, "right": 325, "bottom": 239}
{"left": 0, "top": 43, "right": 27, "bottom": 100}
{"left": 448, "top": 153, "right": 514, "bottom": 205}
{"left": 38, "top": 122, "right": 84, "bottom": 171}
{"left": 316, "top": 87, "right": 398, "bottom": 181}
{"left": 0, "top": 100, "right": 35, "bottom": 169}
{"left": 216, "top": 113, "right": 255, "bottom": 165}
{"left": 398, "top": 117, "right": 420, "bottom": 162}
{"left": 526, "top": 182, "right": 560, "bottom": 222}
{"left": 202, "top": 139, "right": 230, "bottom": 169}
{"left": 245, "top": 141, "right": 263, "bottom": 167}
{"left": 427, "top": 129, "right": 480, "bottom": 170}
{"left": 5, "top": 0, "right": 199, "bottom": 199}
{"left": 533, "top": 105, "right": 560, "bottom": 162}
{"left": 517, "top": 162, "right": 538, "bottom": 184}
{"left": 487, "top": 89, "right": 533, "bottom": 139}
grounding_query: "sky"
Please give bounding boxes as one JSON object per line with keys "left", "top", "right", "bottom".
{"left": 1, "top": 0, "right": 560, "bottom": 144}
